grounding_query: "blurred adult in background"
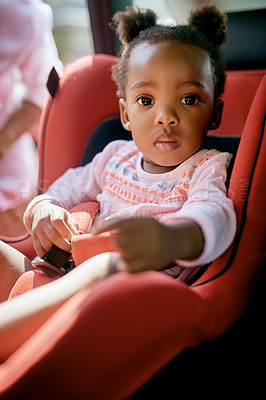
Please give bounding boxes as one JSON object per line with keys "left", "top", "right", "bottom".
{"left": 0, "top": 0, "right": 62, "bottom": 236}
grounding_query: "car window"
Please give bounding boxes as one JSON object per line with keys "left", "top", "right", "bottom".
{"left": 44, "top": 0, "right": 94, "bottom": 65}
{"left": 45, "top": 0, "right": 266, "bottom": 65}
{"left": 133, "top": 0, "right": 266, "bottom": 24}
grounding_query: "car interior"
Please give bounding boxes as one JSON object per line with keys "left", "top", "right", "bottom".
{"left": 0, "top": 2, "right": 265, "bottom": 399}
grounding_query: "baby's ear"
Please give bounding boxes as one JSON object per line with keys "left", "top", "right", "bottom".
{"left": 119, "top": 98, "right": 131, "bottom": 131}
{"left": 209, "top": 99, "right": 224, "bottom": 130}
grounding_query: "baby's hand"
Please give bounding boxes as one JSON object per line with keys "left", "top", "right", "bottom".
{"left": 30, "top": 201, "right": 79, "bottom": 257}
{"left": 93, "top": 217, "right": 176, "bottom": 273}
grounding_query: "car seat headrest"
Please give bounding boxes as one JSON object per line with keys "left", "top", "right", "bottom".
{"left": 80, "top": 117, "right": 132, "bottom": 166}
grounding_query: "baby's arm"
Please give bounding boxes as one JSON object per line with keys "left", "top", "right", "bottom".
{"left": 24, "top": 140, "right": 129, "bottom": 258}
{"left": 0, "top": 241, "right": 33, "bottom": 302}
{"left": 0, "top": 251, "right": 115, "bottom": 362}
{"left": 93, "top": 217, "right": 204, "bottom": 273}
{"left": 26, "top": 199, "right": 79, "bottom": 257}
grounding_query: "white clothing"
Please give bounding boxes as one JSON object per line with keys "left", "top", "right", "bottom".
{"left": 0, "top": 0, "right": 62, "bottom": 211}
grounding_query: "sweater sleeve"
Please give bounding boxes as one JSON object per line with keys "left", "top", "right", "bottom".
{"left": 23, "top": 140, "right": 127, "bottom": 231}
{"left": 45, "top": 140, "right": 128, "bottom": 209}
{"left": 163, "top": 152, "right": 237, "bottom": 267}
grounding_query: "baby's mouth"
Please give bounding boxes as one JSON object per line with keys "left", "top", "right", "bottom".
{"left": 154, "top": 133, "right": 180, "bottom": 152}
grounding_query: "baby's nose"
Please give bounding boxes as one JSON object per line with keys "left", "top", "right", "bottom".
{"left": 155, "top": 106, "right": 179, "bottom": 127}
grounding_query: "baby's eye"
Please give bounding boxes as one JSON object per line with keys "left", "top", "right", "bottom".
{"left": 137, "top": 96, "right": 154, "bottom": 106}
{"left": 181, "top": 95, "right": 199, "bottom": 105}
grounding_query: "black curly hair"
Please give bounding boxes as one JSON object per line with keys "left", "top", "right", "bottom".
{"left": 111, "top": 4, "right": 227, "bottom": 100}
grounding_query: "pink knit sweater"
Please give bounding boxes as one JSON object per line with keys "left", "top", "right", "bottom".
{"left": 25, "top": 140, "right": 236, "bottom": 282}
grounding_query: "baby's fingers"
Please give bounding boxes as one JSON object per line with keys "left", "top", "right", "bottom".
{"left": 65, "top": 212, "right": 80, "bottom": 235}
{"left": 32, "top": 233, "right": 51, "bottom": 257}
{"left": 32, "top": 222, "right": 69, "bottom": 256}
{"left": 50, "top": 210, "right": 78, "bottom": 238}
{"left": 46, "top": 223, "right": 72, "bottom": 252}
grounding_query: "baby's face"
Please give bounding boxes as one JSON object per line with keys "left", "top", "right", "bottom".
{"left": 120, "top": 40, "right": 218, "bottom": 173}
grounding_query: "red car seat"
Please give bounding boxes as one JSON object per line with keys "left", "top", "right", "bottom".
{"left": 1, "top": 56, "right": 264, "bottom": 260}
{"left": 1, "top": 4, "right": 266, "bottom": 397}
{"left": 0, "top": 50, "right": 265, "bottom": 399}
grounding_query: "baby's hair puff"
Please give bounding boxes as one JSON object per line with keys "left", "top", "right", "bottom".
{"left": 188, "top": 3, "right": 227, "bottom": 46}
{"left": 113, "top": 7, "right": 157, "bottom": 45}
{"left": 111, "top": 3, "right": 227, "bottom": 100}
